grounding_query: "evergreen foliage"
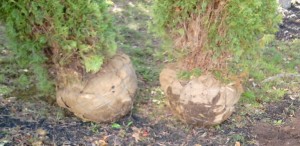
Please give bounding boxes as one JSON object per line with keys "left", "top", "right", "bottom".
{"left": 152, "top": 0, "right": 281, "bottom": 73}
{"left": 0, "top": 0, "right": 117, "bottom": 93}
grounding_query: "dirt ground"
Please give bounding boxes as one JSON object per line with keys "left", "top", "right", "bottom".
{"left": 1, "top": 1, "right": 300, "bottom": 146}
{"left": 276, "top": 3, "right": 300, "bottom": 40}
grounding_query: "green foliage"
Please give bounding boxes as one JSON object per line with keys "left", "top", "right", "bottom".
{"left": 213, "top": 70, "right": 231, "bottom": 83}
{"left": 16, "top": 74, "right": 30, "bottom": 89}
{"left": 0, "top": 85, "right": 13, "bottom": 95}
{"left": 152, "top": 0, "right": 281, "bottom": 68}
{"left": 225, "top": 1, "right": 281, "bottom": 57}
{"left": 90, "top": 122, "right": 101, "bottom": 134}
{"left": 83, "top": 55, "right": 104, "bottom": 73}
{"left": 0, "top": 74, "right": 4, "bottom": 82}
{"left": 230, "top": 134, "right": 245, "bottom": 143}
{"left": 273, "top": 119, "right": 284, "bottom": 126}
{"left": 240, "top": 91, "right": 257, "bottom": 105}
{"left": 125, "top": 45, "right": 159, "bottom": 82}
{"left": 111, "top": 123, "right": 122, "bottom": 129}
{"left": 152, "top": 0, "right": 202, "bottom": 36}
{"left": 177, "top": 68, "right": 202, "bottom": 80}
{"left": 0, "top": 0, "right": 117, "bottom": 94}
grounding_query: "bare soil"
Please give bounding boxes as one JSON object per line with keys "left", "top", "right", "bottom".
{"left": 1, "top": 1, "right": 300, "bottom": 146}
{"left": 254, "top": 117, "right": 300, "bottom": 146}
{"left": 276, "top": 4, "right": 300, "bottom": 40}
{"left": 252, "top": 96, "right": 300, "bottom": 146}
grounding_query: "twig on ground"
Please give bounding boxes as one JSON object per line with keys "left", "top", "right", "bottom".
{"left": 262, "top": 73, "right": 300, "bottom": 83}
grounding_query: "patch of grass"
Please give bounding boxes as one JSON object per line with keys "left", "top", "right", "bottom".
{"left": 90, "top": 122, "right": 101, "bottom": 133}
{"left": 151, "top": 87, "right": 165, "bottom": 104}
{"left": 118, "top": 22, "right": 163, "bottom": 122}
{"left": 0, "top": 74, "right": 4, "bottom": 82}
{"left": 55, "top": 109, "right": 65, "bottom": 120}
{"left": 16, "top": 74, "right": 31, "bottom": 89}
{"left": 135, "top": 87, "right": 162, "bottom": 104}
{"left": 230, "top": 134, "right": 245, "bottom": 144}
{"left": 177, "top": 68, "right": 202, "bottom": 80}
{"left": 273, "top": 119, "right": 284, "bottom": 126}
{"left": 0, "top": 85, "right": 12, "bottom": 95}
{"left": 240, "top": 91, "right": 257, "bottom": 104}
{"left": 237, "top": 39, "right": 300, "bottom": 105}
{"left": 112, "top": 0, "right": 162, "bottom": 84}
{"left": 126, "top": 46, "right": 159, "bottom": 82}
{"left": 1, "top": 30, "right": 38, "bottom": 99}
{"left": 213, "top": 70, "right": 232, "bottom": 84}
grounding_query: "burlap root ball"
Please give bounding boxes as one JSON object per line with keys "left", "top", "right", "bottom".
{"left": 160, "top": 64, "right": 241, "bottom": 126}
{"left": 56, "top": 53, "right": 137, "bottom": 123}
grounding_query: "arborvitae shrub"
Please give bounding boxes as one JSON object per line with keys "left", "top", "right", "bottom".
{"left": 152, "top": 0, "right": 281, "bottom": 74}
{"left": 0, "top": 0, "right": 117, "bottom": 94}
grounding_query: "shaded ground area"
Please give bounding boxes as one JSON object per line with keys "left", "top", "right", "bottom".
{"left": 1, "top": 1, "right": 300, "bottom": 145}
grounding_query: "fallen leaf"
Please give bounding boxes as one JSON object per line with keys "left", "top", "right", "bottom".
{"left": 93, "top": 135, "right": 110, "bottom": 146}
{"left": 131, "top": 127, "right": 141, "bottom": 142}
{"left": 132, "top": 132, "right": 140, "bottom": 142}
{"left": 102, "top": 135, "right": 109, "bottom": 141}
{"left": 142, "top": 130, "right": 149, "bottom": 137}
{"left": 98, "top": 140, "right": 108, "bottom": 146}
{"left": 111, "top": 123, "right": 121, "bottom": 129}
{"left": 235, "top": 141, "right": 241, "bottom": 146}
{"left": 36, "top": 128, "right": 47, "bottom": 136}
{"left": 131, "top": 126, "right": 141, "bottom": 132}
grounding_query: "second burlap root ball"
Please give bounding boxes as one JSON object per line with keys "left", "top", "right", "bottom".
{"left": 160, "top": 64, "right": 241, "bottom": 126}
